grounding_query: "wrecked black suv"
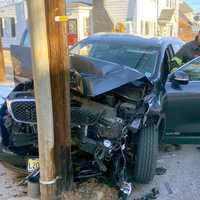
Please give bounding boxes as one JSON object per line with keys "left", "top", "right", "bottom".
{"left": 0, "top": 34, "right": 186, "bottom": 191}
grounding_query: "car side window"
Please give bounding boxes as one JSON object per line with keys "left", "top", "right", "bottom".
{"left": 162, "top": 47, "right": 173, "bottom": 84}
{"left": 171, "top": 41, "right": 184, "bottom": 54}
{"left": 161, "top": 51, "right": 170, "bottom": 83}
{"left": 180, "top": 57, "right": 200, "bottom": 81}
{"left": 70, "top": 43, "right": 93, "bottom": 56}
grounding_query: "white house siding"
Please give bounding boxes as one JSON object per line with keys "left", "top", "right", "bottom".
{"left": 136, "top": 0, "right": 158, "bottom": 36}
{"left": 104, "top": 0, "right": 129, "bottom": 24}
{"left": 93, "top": 0, "right": 158, "bottom": 36}
{"left": 93, "top": 0, "right": 137, "bottom": 33}
{"left": 68, "top": 5, "right": 92, "bottom": 41}
{"left": 0, "top": 1, "right": 27, "bottom": 48}
{"left": 77, "top": 9, "right": 92, "bottom": 40}
{"left": 15, "top": 2, "right": 27, "bottom": 45}
{"left": 158, "top": 0, "right": 179, "bottom": 37}
{"left": 158, "top": 0, "right": 178, "bottom": 14}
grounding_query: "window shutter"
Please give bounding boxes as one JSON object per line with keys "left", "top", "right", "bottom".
{"left": 0, "top": 18, "right": 3, "bottom": 37}
{"left": 10, "top": 17, "right": 16, "bottom": 37}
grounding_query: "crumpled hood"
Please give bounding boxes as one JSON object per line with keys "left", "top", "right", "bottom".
{"left": 70, "top": 55, "right": 152, "bottom": 97}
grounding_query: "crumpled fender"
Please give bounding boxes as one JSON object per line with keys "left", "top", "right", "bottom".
{"left": 144, "top": 93, "right": 162, "bottom": 116}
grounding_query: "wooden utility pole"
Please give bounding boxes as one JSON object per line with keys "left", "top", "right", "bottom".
{"left": 27, "top": 0, "right": 72, "bottom": 199}
{"left": 0, "top": 35, "right": 5, "bottom": 81}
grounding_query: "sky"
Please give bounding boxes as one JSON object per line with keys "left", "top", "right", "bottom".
{"left": 186, "top": 0, "right": 200, "bottom": 12}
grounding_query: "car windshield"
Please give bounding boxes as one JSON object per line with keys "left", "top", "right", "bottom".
{"left": 70, "top": 41, "right": 159, "bottom": 77}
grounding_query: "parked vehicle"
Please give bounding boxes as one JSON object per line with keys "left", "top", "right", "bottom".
{"left": 1, "top": 33, "right": 192, "bottom": 195}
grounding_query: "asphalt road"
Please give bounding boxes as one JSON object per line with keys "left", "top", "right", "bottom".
{"left": 133, "top": 145, "right": 200, "bottom": 200}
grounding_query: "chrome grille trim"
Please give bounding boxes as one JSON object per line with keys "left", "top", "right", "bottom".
{"left": 7, "top": 98, "right": 37, "bottom": 125}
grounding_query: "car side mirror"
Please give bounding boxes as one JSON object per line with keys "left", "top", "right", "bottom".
{"left": 170, "top": 70, "right": 189, "bottom": 85}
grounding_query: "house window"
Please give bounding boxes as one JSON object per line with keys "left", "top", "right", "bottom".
{"left": 145, "top": 22, "right": 150, "bottom": 35}
{"left": 10, "top": 17, "right": 16, "bottom": 37}
{"left": 141, "top": 21, "right": 145, "bottom": 35}
{"left": 0, "top": 18, "right": 3, "bottom": 37}
{"left": 166, "top": 0, "right": 172, "bottom": 8}
{"left": 154, "top": 22, "right": 157, "bottom": 35}
{"left": 125, "top": 21, "right": 133, "bottom": 34}
{"left": 171, "top": 0, "right": 176, "bottom": 8}
{"left": 68, "top": 19, "right": 77, "bottom": 34}
{"left": 169, "top": 25, "right": 173, "bottom": 36}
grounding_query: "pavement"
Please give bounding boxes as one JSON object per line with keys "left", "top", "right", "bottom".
{"left": 0, "top": 163, "right": 30, "bottom": 200}
{"left": 0, "top": 143, "right": 199, "bottom": 199}
{"left": 133, "top": 145, "right": 200, "bottom": 200}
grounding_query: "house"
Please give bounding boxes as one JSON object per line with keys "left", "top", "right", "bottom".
{"left": 158, "top": 9, "right": 178, "bottom": 36}
{"left": 178, "top": 1, "right": 194, "bottom": 41}
{"left": 0, "top": 0, "right": 27, "bottom": 48}
{"left": 136, "top": 0, "right": 158, "bottom": 36}
{"left": 193, "top": 13, "right": 200, "bottom": 34}
{"left": 158, "top": 0, "right": 179, "bottom": 37}
{"left": 67, "top": 2, "right": 92, "bottom": 44}
{"left": 92, "top": 0, "right": 158, "bottom": 37}
{"left": 178, "top": 0, "right": 200, "bottom": 42}
{"left": 0, "top": 0, "right": 92, "bottom": 48}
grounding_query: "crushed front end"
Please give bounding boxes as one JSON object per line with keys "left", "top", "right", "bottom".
{"left": 0, "top": 58, "right": 159, "bottom": 198}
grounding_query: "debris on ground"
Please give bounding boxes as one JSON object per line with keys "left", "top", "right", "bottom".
{"left": 160, "top": 144, "right": 182, "bottom": 152}
{"left": 164, "top": 182, "right": 173, "bottom": 195}
{"left": 0, "top": 162, "right": 29, "bottom": 200}
{"left": 196, "top": 146, "right": 200, "bottom": 150}
{"left": 155, "top": 167, "right": 167, "bottom": 176}
{"left": 134, "top": 188, "right": 159, "bottom": 200}
{"left": 63, "top": 178, "right": 119, "bottom": 200}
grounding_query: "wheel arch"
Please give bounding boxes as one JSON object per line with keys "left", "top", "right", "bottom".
{"left": 156, "top": 114, "right": 166, "bottom": 141}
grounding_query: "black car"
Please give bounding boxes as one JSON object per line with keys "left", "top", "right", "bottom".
{"left": 1, "top": 33, "right": 197, "bottom": 195}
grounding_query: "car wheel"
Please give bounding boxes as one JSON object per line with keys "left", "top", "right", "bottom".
{"left": 134, "top": 123, "right": 158, "bottom": 183}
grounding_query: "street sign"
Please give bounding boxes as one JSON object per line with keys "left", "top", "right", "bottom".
{"left": 55, "top": 16, "right": 68, "bottom": 22}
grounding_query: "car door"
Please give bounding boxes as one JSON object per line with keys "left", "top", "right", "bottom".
{"left": 164, "top": 56, "right": 200, "bottom": 142}
{"left": 10, "top": 30, "right": 32, "bottom": 82}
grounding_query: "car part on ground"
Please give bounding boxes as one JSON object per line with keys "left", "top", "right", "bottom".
{"left": 134, "top": 188, "right": 159, "bottom": 200}
{"left": 155, "top": 167, "right": 167, "bottom": 176}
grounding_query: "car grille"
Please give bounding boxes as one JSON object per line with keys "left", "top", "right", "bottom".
{"left": 7, "top": 99, "right": 37, "bottom": 124}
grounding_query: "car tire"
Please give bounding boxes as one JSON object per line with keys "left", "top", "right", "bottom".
{"left": 134, "top": 123, "right": 158, "bottom": 183}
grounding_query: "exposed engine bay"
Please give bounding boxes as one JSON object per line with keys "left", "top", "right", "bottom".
{"left": 0, "top": 56, "right": 160, "bottom": 198}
